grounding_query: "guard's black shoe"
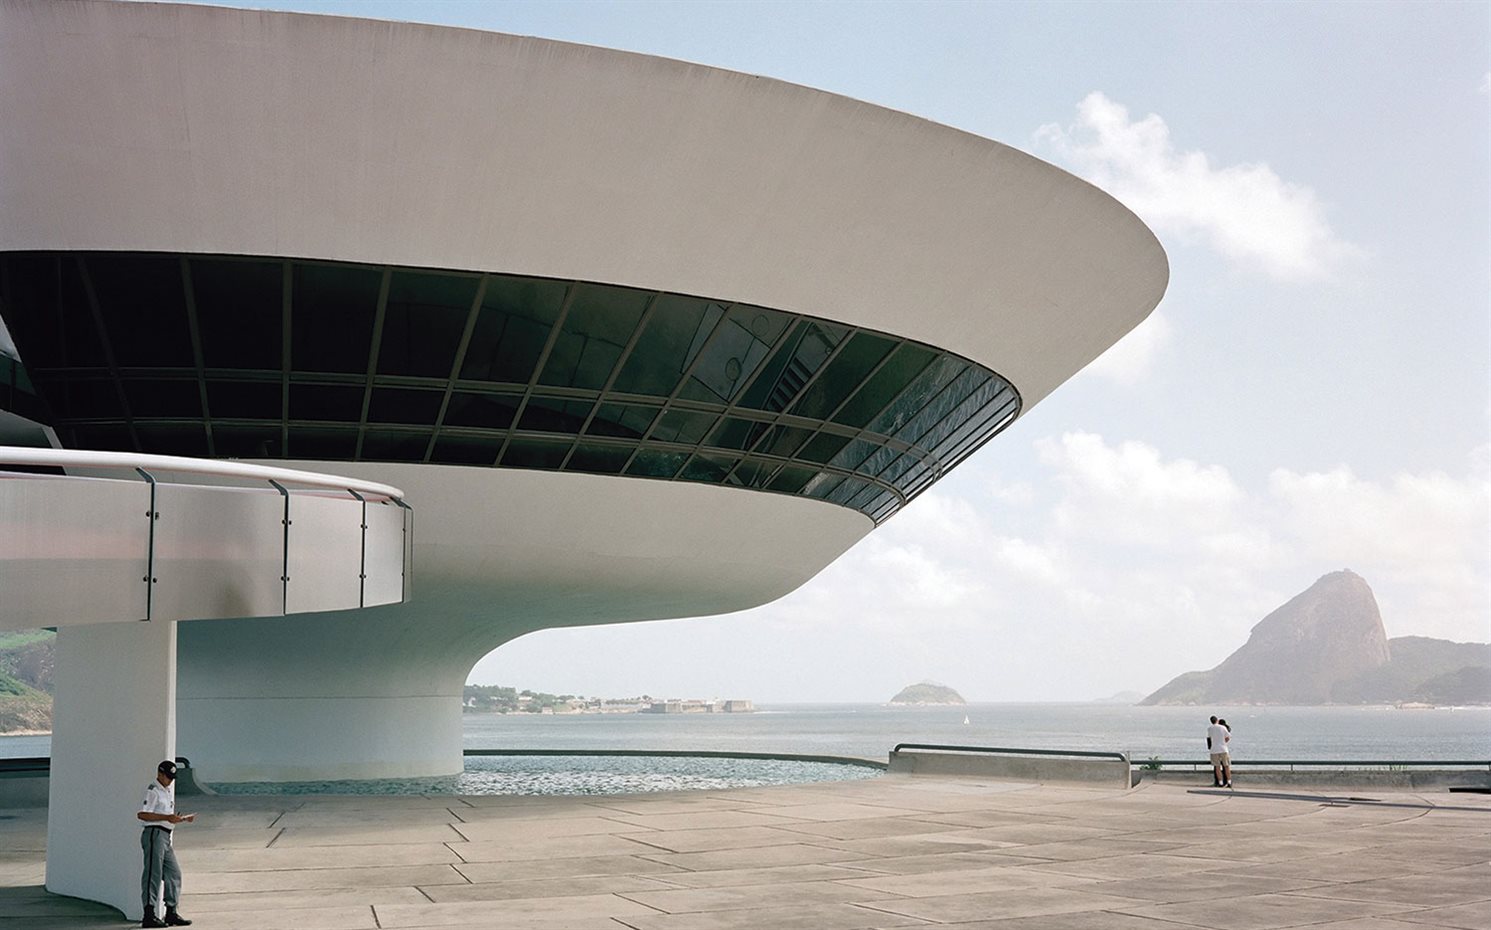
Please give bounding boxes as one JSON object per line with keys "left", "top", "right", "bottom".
{"left": 164, "top": 911, "right": 192, "bottom": 927}
{"left": 141, "top": 915, "right": 167, "bottom": 929}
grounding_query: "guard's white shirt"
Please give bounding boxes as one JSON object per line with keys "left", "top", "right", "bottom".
{"left": 140, "top": 780, "right": 175, "bottom": 831}
{"left": 1206, "top": 723, "right": 1230, "bottom": 755}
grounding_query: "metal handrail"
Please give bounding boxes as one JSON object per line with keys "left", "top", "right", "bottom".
{"left": 0, "top": 757, "right": 49, "bottom": 775}
{"left": 891, "top": 743, "right": 1129, "bottom": 763}
{"left": 0, "top": 755, "right": 192, "bottom": 775}
{"left": 0, "top": 446, "right": 404, "bottom": 500}
{"left": 1144, "top": 759, "right": 1491, "bottom": 769}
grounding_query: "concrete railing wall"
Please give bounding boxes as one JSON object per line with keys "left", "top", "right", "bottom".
{"left": 1140, "top": 769, "right": 1491, "bottom": 790}
{"left": 888, "top": 748, "right": 1132, "bottom": 788}
{"left": 0, "top": 770, "right": 48, "bottom": 807}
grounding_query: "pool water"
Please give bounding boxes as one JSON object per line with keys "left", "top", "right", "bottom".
{"left": 208, "top": 752, "right": 880, "bottom": 796}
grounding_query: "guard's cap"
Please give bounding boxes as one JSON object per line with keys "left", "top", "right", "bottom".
{"left": 157, "top": 760, "right": 177, "bottom": 778}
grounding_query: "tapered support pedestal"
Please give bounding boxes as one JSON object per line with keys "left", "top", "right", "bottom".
{"left": 46, "top": 620, "right": 177, "bottom": 922}
{"left": 176, "top": 606, "right": 473, "bottom": 783}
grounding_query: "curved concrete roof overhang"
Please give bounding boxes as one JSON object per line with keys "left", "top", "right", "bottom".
{"left": 0, "top": 0, "right": 1168, "bottom": 411}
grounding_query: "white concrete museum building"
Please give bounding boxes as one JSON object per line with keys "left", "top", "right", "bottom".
{"left": 0, "top": 0, "right": 1167, "bottom": 917}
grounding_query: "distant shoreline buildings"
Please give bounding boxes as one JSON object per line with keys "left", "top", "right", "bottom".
{"left": 461, "top": 685, "right": 754, "bottom": 715}
{"left": 642, "top": 699, "right": 755, "bottom": 714}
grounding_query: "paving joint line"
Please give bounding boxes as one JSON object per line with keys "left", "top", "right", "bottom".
{"left": 631, "top": 854, "right": 696, "bottom": 871}
{"left": 613, "top": 834, "right": 686, "bottom": 854}
{"left": 442, "top": 840, "right": 469, "bottom": 864}
{"left": 609, "top": 891, "right": 671, "bottom": 914}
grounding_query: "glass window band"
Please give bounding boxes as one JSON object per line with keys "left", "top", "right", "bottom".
{"left": 0, "top": 251, "right": 1023, "bottom": 524}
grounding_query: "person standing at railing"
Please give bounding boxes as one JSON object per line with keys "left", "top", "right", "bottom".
{"left": 1206, "top": 715, "right": 1232, "bottom": 788}
{"left": 137, "top": 760, "right": 195, "bottom": 928}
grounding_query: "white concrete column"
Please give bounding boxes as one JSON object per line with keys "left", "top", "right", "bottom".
{"left": 46, "top": 620, "right": 177, "bottom": 922}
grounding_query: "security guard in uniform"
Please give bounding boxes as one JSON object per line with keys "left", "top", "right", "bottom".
{"left": 137, "top": 760, "right": 194, "bottom": 928}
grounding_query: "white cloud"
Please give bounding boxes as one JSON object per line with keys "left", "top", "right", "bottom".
{"left": 1084, "top": 310, "right": 1172, "bottom": 385}
{"left": 1266, "top": 460, "right": 1491, "bottom": 639}
{"left": 1036, "top": 92, "right": 1361, "bottom": 281}
{"left": 988, "top": 535, "right": 1064, "bottom": 586}
{"left": 1035, "top": 432, "right": 1244, "bottom": 546}
{"left": 798, "top": 434, "right": 1486, "bottom": 696}
{"left": 474, "top": 436, "right": 1490, "bottom": 702}
{"left": 867, "top": 543, "right": 974, "bottom": 609}
{"left": 1480, "top": 72, "right": 1491, "bottom": 95}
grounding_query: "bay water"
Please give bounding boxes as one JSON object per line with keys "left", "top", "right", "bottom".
{"left": 461, "top": 703, "right": 1491, "bottom": 762}
{"left": 4, "top": 703, "right": 1488, "bottom": 764}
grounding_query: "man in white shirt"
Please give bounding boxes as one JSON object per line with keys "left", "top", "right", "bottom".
{"left": 1206, "top": 715, "right": 1232, "bottom": 788}
{"left": 137, "top": 760, "right": 195, "bottom": 928}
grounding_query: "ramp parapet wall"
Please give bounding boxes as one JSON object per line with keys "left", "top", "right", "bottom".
{"left": 0, "top": 447, "right": 410, "bottom": 629}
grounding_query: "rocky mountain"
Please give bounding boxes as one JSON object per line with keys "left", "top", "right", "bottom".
{"left": 889, "top": 682, "right": 966, "bottom": 705}
{"left": 1142, "top": 571, "right": 1491, "bottom": 705}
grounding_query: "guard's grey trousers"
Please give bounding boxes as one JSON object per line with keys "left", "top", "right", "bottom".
{"left": 140, "top": 826, "right": 181, "bottom": 917}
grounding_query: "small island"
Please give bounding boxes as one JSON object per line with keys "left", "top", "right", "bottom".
{"left": 889, "top": 681, "right": 966, "bottom": 705}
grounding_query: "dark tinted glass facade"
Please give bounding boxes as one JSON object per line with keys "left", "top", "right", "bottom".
{"left": 0, "top": 253, "right": 1020, "bottom": 523}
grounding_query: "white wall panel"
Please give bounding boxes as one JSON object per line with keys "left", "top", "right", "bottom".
{"left": 1, "top": 472, "right": 408, "bottom": 631}
{"left": 0, "top": 473, "right": 149, "bottom": 626}
{"left": 150, "top": 483, "right": 284, "bottom": 624}
{"left": 363, "top": 499, "right": 407, "bottom": 608}
{"left": 284, "top": 492, "right": 362, "bottom": 615}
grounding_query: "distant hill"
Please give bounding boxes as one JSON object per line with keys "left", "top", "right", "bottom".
{"left": 0, "top": 629, "right": 54, "bottom": 694}
{"left": 890, "top": 682, "right": 966, "bottom": 705}
{"left": 1095, "top": 691, "right": 1147, "bottom": 705}
{"left": 1143, "top": 572, "right": 1491, "bottom": 706}
{"left": 1333, "top": 637, "right": 1491, "bottom": 704}
{"left": 0, "top": 630, "right": 55, "bottom": 733}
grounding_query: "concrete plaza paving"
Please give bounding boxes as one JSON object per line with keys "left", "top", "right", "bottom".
{"left": 3, "top": 774, "right": 1489, "bottom": 929}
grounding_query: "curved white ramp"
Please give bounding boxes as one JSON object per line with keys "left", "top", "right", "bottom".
{"left": 0, "top": 448, "right": 411, "bottom": 922}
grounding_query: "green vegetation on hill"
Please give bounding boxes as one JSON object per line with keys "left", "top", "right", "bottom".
{"left": 0, "top": 694, "right": 50, "bottom": 732}
{"left": 0, "top": 630, "right": 54, "bottom": 650}
{"left": 0, "top": 629, "right": 54, "bottom": 693}
{"left": 463, "top": 684, "right": 580, "bottom": 713}
{"left": 1411, "top": 666, "right": 1491, "bottom": 705}
{"left": 889, "top": 682, "right": 966, "bottom": 705}
{"left": 0, "top": 670, "right": 36, "bottom": 697}
{"left": 1, "top": 629, "right": 56, "bottom": 734}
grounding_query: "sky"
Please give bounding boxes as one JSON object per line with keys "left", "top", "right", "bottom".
{"left": 184, "top": 0, "right": 1488, "bottom": 702}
